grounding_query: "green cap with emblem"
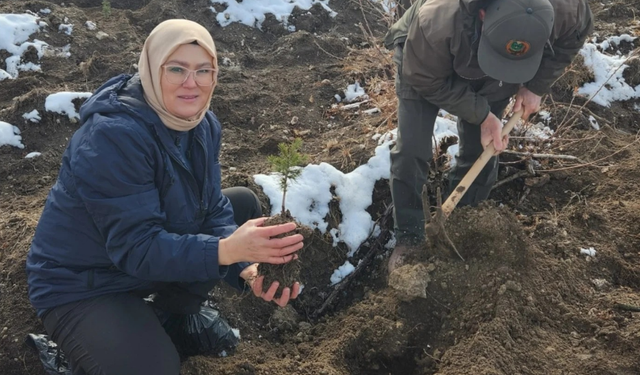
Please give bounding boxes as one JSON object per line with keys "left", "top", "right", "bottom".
{"left": 477, "top": 0, "right": 555, "bottom": 84}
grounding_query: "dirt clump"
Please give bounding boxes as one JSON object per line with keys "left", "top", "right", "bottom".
{"left": 258, "top": 211, "right": 313, "bottom": 295}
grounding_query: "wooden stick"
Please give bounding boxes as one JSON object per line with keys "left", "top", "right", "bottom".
{"left": 502, "top": 150, "right": 583, "bottom": 162}
{"left": 493, "top": 169, "right": 532, "bottom": 189}
{"left": 441, "top": 111, "right": 523, "bottom": 218}
{"left": 340, "top": 99, "right": 371, "bottom": 110}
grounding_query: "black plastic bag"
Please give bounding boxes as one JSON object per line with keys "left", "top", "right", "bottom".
{"left": 25, "top": 334, "right": 72, "bottom": 375}
{"left": 160, "top": 306, "right": 240, "bottom": 357}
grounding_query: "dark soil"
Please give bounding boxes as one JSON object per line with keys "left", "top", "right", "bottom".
{"left": 2, "top": 0, "right": 640, "bottom": 374}
{"left": 258, "top": 211, "right": 315, "bottom": 297}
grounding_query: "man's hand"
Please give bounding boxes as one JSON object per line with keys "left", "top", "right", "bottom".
{"left": 513, "top": 86, "right": 541, "bottom": 120}
{"left": 240, "top": 263, "right": 300, "bottom": 307}
{"left": 480, "top": 112, "right": 507, "bottom": 153}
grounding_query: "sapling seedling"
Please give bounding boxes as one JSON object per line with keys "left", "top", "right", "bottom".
{"left": 258, "top": 138, "right": 311, "bottom": 295}
{"left": 267, "top": 138, "right": 308, "bottom": 216}
{"left": 102, "top": 0, "right": 111, "bottom": 18}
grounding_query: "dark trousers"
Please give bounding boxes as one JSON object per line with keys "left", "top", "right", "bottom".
{"left": 390, "top": 45, "right": 512, "bottom": 244}
{"left": 41, "top": 187, "right": 261, "bottom": 375}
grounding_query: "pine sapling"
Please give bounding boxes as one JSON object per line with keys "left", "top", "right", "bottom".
{"left": 102, "top": 0, "right": 111, "bottom": 18}
{"left": 267, "top": 138, "right": 307, "bottom": 216}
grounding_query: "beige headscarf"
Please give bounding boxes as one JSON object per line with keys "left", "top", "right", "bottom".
{"left": 138, "top": 19, "right": 218, "bottom": 131}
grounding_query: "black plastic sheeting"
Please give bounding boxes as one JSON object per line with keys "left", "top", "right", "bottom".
{"left": 25, "top": 334, "right": 72, "bottom": 375}
{"left": 160, "top": 306, "right": 240, "bottom": 357}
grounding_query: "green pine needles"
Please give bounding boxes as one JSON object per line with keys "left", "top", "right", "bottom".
{"left": 267, "top": 138, "right": 308, "bottom": 216}
{"left": 102, "top": 0, "right": 111, "bottom": 18}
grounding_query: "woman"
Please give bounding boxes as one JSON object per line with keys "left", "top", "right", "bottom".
{"left": 25, "top": 19, "right": 302, "bottom": 374}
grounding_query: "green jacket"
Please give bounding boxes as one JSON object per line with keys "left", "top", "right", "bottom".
{"left": 384, "top": 0, "right": 593, "bottom": 125}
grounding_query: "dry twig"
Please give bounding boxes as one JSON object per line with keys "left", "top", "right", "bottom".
{"left": 502, "top": 150, "right": 585, "bottom": 162}
{"left": 493, "top": 169, "right": 534, "bottom": 189}
{"left": 542, "top": 131, "right": 640, "bottom": 172}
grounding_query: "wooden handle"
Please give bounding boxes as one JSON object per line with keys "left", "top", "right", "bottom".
{"left": 440, "top": 110, "right": 523, "bottom": 217}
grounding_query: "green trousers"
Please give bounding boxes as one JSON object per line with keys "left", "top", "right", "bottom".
{"left": 390, "top": 45, "right": 517, "bottom": 244}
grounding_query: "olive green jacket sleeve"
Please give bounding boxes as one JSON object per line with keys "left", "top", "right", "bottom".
{"left": 383, "top": 0, "right": 427, "bottom": 50}
{"left": 402, "top": 5, "right": 491, "bottom": 125}
{"left": 525, "top": 0, "right": 594, "bottom": 96}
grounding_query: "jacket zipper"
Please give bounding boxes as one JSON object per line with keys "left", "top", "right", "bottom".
{"left": 166, "top": 151, "right": 202, "bottom": 215}
{"left": 166, "top": 136, "right": 207, "bottom": 220}
{"left": 194, "top": 136, "right": 208, "bottom": 219}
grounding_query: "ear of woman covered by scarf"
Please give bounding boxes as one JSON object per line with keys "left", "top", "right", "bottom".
{"left": 138, "top": 19, "right": 218, "bottom": 131}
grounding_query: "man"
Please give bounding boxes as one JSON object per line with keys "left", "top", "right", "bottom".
{"left": 385, "top": 0, "right": 593, "bottom": 271}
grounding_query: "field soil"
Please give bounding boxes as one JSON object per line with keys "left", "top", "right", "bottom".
{"left": 2, "top": 0, "right": 640, "bottom": 374}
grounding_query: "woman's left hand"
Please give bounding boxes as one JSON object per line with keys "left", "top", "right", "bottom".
{"left": 240, "top": 263, "right": 301, "bottom": 307}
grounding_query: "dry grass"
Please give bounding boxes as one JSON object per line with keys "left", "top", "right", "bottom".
{"left": 0, "top": 199, "right": 40, "bottom": 270}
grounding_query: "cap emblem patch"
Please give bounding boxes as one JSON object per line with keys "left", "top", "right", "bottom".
{"left": 506, "top": 40, "right": 530, "bottom": 56}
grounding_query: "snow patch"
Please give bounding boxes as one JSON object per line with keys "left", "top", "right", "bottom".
{"left": 0, "top": 121, "right": 25, "bottom": 149}
{"left": 45, "top": 92, "right": 93, "bottom": 120}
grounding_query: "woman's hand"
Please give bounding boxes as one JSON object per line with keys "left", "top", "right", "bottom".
{"left": 219, "top": 217, "right": 304, "bottom": 266}
{"left": 240, "top": 263, "right": 301, "bottom": 307}
{"left": 513, "top": 86, "right": 541, "bottom": 120}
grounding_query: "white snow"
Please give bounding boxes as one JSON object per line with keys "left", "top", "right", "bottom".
{"left": 516, "top": 122, "right": 555, "bottom": 140}
{"left": 343, "top": 82, "right": 368, "bottom": 103}
{"left": 23, "top": 110, "right": 41, "bottom": 123}
{"left": 370, "top": 0, "right": 396, "bottom": 15}
{"left": 384, "top": 233, "right": 396, "bottom": 249}
{"left": 580, "top": 247, "right": 597, "bottom": 257}
{"left": 598, "top": 34, "right": 636, "bottom": 51}
{"left": 59, "top": 23, "right": 73, "bottom": 35}
{"left": 588, "top": 115, "right": 600, "bottom": 130}
{"left": 210, "top": 0, "right": 336, "bottom": 29}
{"left": 25, "top": 152, "right": 41, "bottom": 158}
{"left": 538, "top": 110, "right": 552, "bottom": 123}
{"left": 330, "top": 261, "right": 355, "bottom": 285}
{"left": 39, "top": 9, "right": 52, "bottom": 15}
{"left": 45, "top": 92, "right": 92, "bottom": 120}
{"left": 578, "top": 36, "right": 639, "bottom": 107}
{"left": 0, "top": 13, "right": 49, "bottom": 80}
{"left": 255, "top": 134, "right": 393, "bottom": 255}
{"left": 0, "top": 121, "right": 25, "bottom": 149}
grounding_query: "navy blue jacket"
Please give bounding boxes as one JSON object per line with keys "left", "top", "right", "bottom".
{"left": 26, "top": 74, "right": 248, "bottom": 313}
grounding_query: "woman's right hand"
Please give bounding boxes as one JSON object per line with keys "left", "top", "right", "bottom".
{"left": 218, "top": 217, "right": 303, "bottom": 265}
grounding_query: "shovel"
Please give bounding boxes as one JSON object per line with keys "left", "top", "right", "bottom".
{"left": 388, "top": 110, "right": 523, "bottom": 299}
{"left": 428, "top": 110, "right": 524, "bottom": 231}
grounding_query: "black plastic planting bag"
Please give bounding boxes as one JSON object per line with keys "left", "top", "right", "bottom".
{"left": 160, "top": 306, "right": 239, "bottom": 357}
{"left": 25, "top": 334, "right": 72, "bottom": 375}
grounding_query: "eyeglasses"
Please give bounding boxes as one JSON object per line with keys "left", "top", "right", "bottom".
{"left": 162, "top": 65, "right": 217, "bottom": 86}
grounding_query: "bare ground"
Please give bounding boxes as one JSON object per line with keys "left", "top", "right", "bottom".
{"left": 1, "top": 0, "right": 640, "bottom": 374}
